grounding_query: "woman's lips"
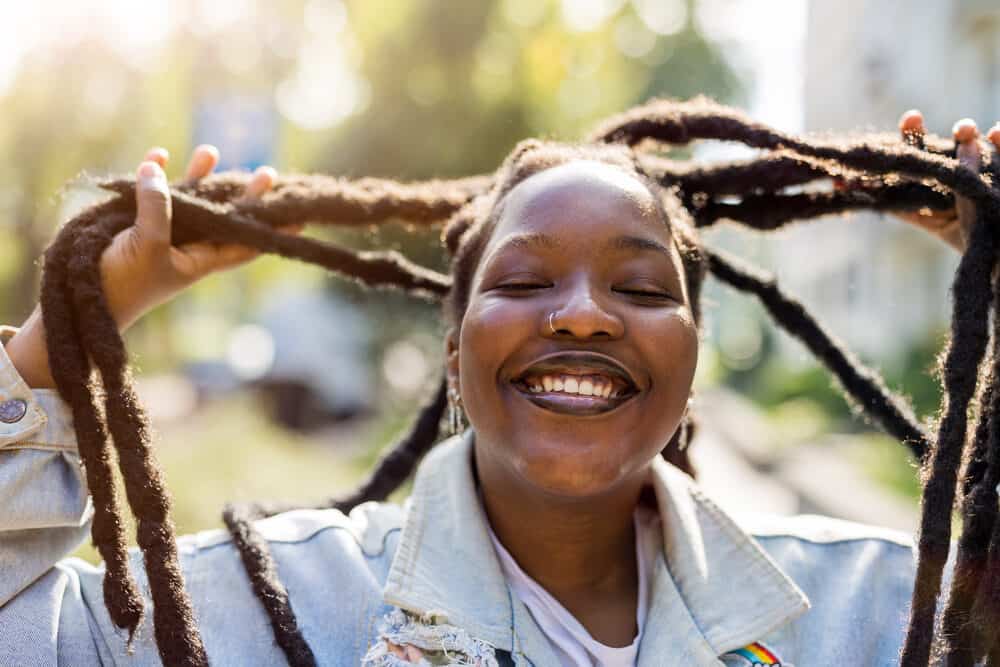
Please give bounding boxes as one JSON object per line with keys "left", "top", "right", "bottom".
{"left": 508, "top": 351, "right": 641, "bottom": 416}
{"left": 512, "top": 351, "right": 640, "bottom": 393}
{"left": 510, "top": 379, "right": 636, "bottom": 416}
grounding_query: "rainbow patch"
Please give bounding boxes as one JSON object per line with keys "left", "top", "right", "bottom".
{"left": 724, "top": 641, "right": 782, "bottom": 666}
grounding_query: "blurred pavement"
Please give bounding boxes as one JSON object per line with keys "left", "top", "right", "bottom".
{"left": 690, "top": 388, "right": 919, "bottom": 534}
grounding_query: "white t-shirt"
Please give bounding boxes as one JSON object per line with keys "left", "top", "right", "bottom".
{"left": 487, "top": 507, "right": 661, "bottom": 667}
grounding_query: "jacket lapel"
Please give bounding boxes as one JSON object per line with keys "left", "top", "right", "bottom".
{"left": 644, "top": 456, "right": 810, "bottom": 658}
{"left": 382, "top": 431, "right": 810, "bottom": 664}
{"left": 382, "top": 430, "right": 516, "bottom": 652}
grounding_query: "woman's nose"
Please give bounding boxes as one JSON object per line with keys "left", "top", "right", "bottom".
{"left": 545, "top": 282, "right": 624, "bottom": 340}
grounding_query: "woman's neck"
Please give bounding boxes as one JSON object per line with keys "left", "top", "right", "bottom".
{"left": 477, "top": 456, "right": 650, "bottom": 645}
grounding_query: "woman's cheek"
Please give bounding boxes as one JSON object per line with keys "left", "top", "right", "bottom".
{"left": 457, "top": 298, "right": 537, "bottom": 417}
{"left": 466, "top": 296, "right": 540, "bottom": 332}
{"left": 461, "top": 298, "right": 539, "bottom": 369}
{"left": 636, "top": 307, "right": 699, "bottom": 413}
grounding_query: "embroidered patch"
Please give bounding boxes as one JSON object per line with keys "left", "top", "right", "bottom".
{"left": 362, "top": 608, "right": 500, "bottom": 667}
{"left": 721, "top": 641, "right": 785, "bottom": 666}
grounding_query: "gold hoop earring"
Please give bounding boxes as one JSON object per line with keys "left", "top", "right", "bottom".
{"left": 447, "top": 386, "right": 466, "bottom": 435}
{"left": 678, "top": 396, "right": 694, "bottom": 450}
{"left": 677, "top": 415, "right": 690, "bottom": 451}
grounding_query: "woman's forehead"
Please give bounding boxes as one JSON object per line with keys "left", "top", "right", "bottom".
{"left": 490, "top": 160, "right": 668, "bottom": 247}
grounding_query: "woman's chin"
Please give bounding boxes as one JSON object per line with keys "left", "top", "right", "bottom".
{"left": 510, "top": 448, "right": 631, "bottom": 499}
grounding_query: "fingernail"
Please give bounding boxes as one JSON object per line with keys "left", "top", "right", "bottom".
{"left": 952, "top": 118, "right": 979, "bottom": 143}
{"left": 254, "top": 165, "right": 277, "bottom": 179}
{"left": 146, "top": 147, "right": 169, "bottom": 167}
{"left": 899, "top": 109, "right": 923, "bottom": 133}
{"left": 988, "top": 124, "right": 1000, "bottom": 146}
{"left": 138, "top": 161, "right": 167, "bottom": 191}
{"left": 195, "top": 144, "right": 220, "bottom": 162}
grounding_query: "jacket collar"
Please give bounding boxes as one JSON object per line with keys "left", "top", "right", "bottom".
{"left": 642, "top": 453, "right": 810, "bottom": 658}
{"left": 382, "top": 430, "right": 810, "bottom": 660}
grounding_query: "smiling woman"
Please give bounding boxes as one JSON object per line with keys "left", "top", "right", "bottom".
{"left": 2, "top": 99, "right": 1000, "bottom": 667}
{"left": 451, "top": 159, "right": 697, "bottom": 504}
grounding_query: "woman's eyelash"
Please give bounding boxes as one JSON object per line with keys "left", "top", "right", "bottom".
{"left": 494, "top": 284, "right": 673, "bottom": 301}
{"left": 615, "top": 288, "right": 671, "bottom": 299}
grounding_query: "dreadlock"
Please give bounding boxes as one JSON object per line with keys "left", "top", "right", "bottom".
{"left": 38, "top": 97, "right": 1000, "bottom": 665}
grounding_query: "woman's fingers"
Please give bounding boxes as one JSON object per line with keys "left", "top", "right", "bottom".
{"left": 894, "top": 109, "right": 958, "bottom": 239}
{"left": 952, "top": 118, "right": 981, "bottom": 248}
{"left": 384, "top": 642, "right": 424, "bottom": 663}
{"left": 196, "top": 164, "right": 281, "bottom": 271}
{"left": 134, "top": 161, "right": 173, "bottom": 251}
{"left": 899, "top": 109, "right": 925, "bottom": 146}
{"left": 892, "top": 110, "right": 997, "bottom": 252}
{"left": 186, "top": 165, "right": 282, "bottom": 273}
{"left": 161, "top": 152, "right": 297, "bottom": 280}
{"left": 241, "top": 165, "right": 277, "bottom": 201}
{"left": 177, "top": 162, "right": 299, "bottom": 275}
{"left": 988, "top": 124, "right": 1000, "bottom": 150}
{"left": 144, "top": 147, "right": 170, "bottom": 169}
{"left": 176, "top": 223, "right": 304, "bottom": 275}
{"left": 133, "top": 144, "right": 216, "bottom": 256}
{"left": 184, "top": 144, "right": 220, "bottom": 182}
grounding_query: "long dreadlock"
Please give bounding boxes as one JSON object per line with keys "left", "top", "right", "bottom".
{"left": 37, "top": 97, "right": 1000, "bottom": 666}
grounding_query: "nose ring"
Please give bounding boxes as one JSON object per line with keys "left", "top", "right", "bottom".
{"left": 548, "top": 312, "right": 557, "bottom": 334}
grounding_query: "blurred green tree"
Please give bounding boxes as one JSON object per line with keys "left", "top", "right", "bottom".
{"left": 317, "top": 0, "right": 741, "bottom": 179}
{"left": 0, "top": 0, "right": 741, "bottom": 332}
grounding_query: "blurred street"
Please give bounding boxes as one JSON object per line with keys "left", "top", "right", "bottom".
{"left": 692, "top": 388, "right": 919, "bottom": 534}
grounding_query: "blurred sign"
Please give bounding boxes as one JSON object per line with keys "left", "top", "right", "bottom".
{"left": 192, "top": 93, "right": 277, "bottom": 171}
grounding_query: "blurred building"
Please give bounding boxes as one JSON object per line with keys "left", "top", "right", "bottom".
{"left": 754, "top": 0, "right": 1000, "bottom": 368}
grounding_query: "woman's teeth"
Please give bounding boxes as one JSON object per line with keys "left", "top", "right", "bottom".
{"left": 524, "top": 374, "right": 618, "bottom": 398}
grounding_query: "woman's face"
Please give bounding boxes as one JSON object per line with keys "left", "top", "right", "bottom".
{"left": 449, "top": 160, "right": 698, "bottom": 498}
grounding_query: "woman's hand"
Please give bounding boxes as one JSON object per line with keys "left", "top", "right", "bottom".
{"left": 891, "top": 110, "right": 1000, "bottom": 253}
{"left": 386, "top": 642, "right": 424, "bottom": 663}
{"left": 6, "top": 145, "right": 301, "bottom": 389}
{"left": 102, "top": 145, "right": 301, "bottom": 331}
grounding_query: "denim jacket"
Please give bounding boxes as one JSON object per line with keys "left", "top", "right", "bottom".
{"left": 0, "top": 327, "right": 933, "bottom": 666}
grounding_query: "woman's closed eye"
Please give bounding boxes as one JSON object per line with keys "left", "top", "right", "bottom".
{"left": 613, "top": 284, "right": 677, "bottom": 303}
{"left": 489, "top": 275, "right": 552, "bottom": 292}
{"left": 490, "top": 281, "right": 676, "bottom": 302}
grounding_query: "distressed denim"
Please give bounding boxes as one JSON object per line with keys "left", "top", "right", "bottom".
{"left": 0, "top": 328, "right": 938, "bottom": 666}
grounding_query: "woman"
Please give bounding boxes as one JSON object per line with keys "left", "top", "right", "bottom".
{"left": 0, "top": 108, "right": 994, "bottom": 666}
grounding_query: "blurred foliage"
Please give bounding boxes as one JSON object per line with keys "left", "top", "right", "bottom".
{"left": 890, "top": 327, "right": 947, "bottom": 421}
{"left": 720, "top": 324, "right": 944, "bottom": 436}
{"left": 850, "top": 431, "right": 923, "bottom": 501}
{"left": 0, "top": 0, "right": 742, "bottom": 350}
{"left": 319, "top": 0, "right": 740, "bottom": 179}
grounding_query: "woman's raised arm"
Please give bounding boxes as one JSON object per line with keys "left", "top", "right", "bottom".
{"left": 0, "top": 146, "right": 301, "bottom": 663}
{"left": 5, "top": 146, "right": 302, "bottom": 390}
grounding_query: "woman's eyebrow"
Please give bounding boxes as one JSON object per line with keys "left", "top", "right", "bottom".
{"left": 606, "top": 234, "right": 672, "bottom": 257}
{"left": 486, "top": 232, "right": 561, "bottom": 261}
{"left": 487, "top": 233, "right": 671, "bottom": 261}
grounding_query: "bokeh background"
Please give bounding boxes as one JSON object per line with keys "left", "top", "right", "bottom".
{"left": 2, "top": 0, "right": 996, "bottom": 558}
